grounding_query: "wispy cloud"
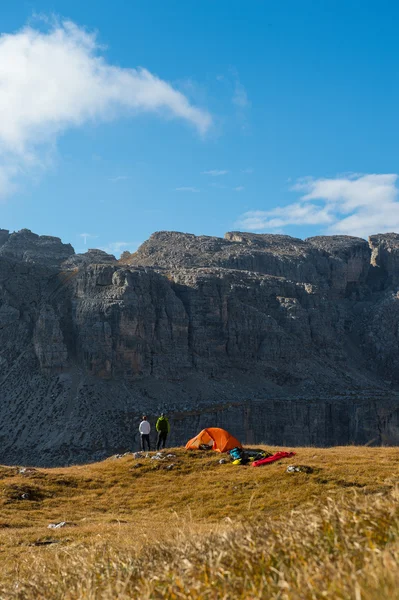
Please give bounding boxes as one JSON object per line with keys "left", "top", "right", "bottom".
{"left": 79, "top": 233, "right": 98, "bottom": 245}
{"left": 238, "top": 204, "right": 334, "bottom": 231}
{"left": 175, "top": 186, "right": 200, "bottom": 193}
{"left": 0, "top": 18, "right": 212, "bottom": 198}
{"left": 241, "top": 168, "right": 254, "bottom": 174}
{"left": 218, "top": 68, "right": 250, "bottom": 110}
{"left": 231, "top": 70, "right": 250, "bottom": 109}
{"left": 234, "top": 186, "right": 244, "bottom": 192}
{"left": 202, "top": 169, "right": 229, "bottom": 176}
{"left": 236, "top": 173, "right": 399, "bottom": 238}
{"left": 109, "top": 175, "right": 130, "bottom": 183}
{"left": 227, "top": 68, "right": 251, "bottom": 132}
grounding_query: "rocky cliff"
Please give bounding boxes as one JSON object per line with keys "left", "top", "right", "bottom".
{"left": 1, "top": 228, "right": 399, "bottom": 466}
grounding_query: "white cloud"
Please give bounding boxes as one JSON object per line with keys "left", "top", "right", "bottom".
{"left": 175, "top": 186, "right": 200, "bottom": 193}
{"left": 0, "top": 19, "right": 212, "bottom": 197}
{"left": 241, "top": 167, "right": 254, "bottom": 174}
{"left": 292, "top": 174, "right": 397, "bottom": 208}
{"left": 238, "top": 203, "right": 334, "bottom": 231}
{"left": 234, "top": 186, "right": 244, "bottom": 192}
{"left": 236, "top": 174, "right": 399, "bottom": 238}
{"left": 202, "top": 169, "right": 228, "bottom": 176}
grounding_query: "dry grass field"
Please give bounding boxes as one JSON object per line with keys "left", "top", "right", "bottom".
{"left": 0, "top": 446, "right": 399, "bottom": 599}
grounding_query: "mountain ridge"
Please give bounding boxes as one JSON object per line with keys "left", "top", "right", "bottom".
{"left": 1, "top": 227, "right": 399, "bottom": 465}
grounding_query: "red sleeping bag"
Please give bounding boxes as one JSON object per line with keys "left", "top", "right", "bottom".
{"left": 252, "top": 451, "right": 296, "bottom": 467}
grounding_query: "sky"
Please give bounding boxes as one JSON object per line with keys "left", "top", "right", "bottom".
{"left": 1, "top": 1, "right": 399, "bottom": 255}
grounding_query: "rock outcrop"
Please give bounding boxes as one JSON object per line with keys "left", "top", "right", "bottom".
{"left": 62, "top": 248, "right": 116, "bottom": 269}
{"left": 369, "top": 233, "right": 399, "bottom": 288}
{"left": 1, "top": 228, "right": 399, "bottom": 466}
{"left": 0, "top": 228, "right": 73, "bottom": 267}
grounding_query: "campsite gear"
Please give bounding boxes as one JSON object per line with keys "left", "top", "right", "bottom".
{"left": 246, "top": 449, "right": 272, "bottom": 461}
{"left": 229, "top": 447, "right": 270, "bottom": 465}
{"left": 229, "top": 447, "right": 243, "bottom": 461}
{"left": 229, "top": 447, "right": 250, "bottom": 465}
{"left": 199, "top": 443, "right": 213, "bottom": 450}
{"left": 252, "top": 451, "right": 296, "bottom": 467}
{"left": 186, "top": 428, "right": 242, "bottom": 453}
{"left": 219, "top": 458, "right": 227, "bottom": 464}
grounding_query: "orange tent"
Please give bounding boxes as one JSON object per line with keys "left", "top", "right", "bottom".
{"left": 185, "top": 427, "right": 242, "bottom": 453}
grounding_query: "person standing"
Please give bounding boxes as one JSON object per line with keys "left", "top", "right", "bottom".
{"left": 156, "top": 413, "right": 170, "bottom": 450}
{"left": 139, "top": 415, "right": 151, "bottom": 451}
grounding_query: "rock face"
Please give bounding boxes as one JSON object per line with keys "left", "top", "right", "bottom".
{"left": 0, "top": 228, "right": 74, "bottom": 267}
{"left": 1, "top": 228, "right": 399, "bottom": 466}
{"left": 62, "top": 248, "right": 116, "bottom": 269}
{"left": 369, "top": 233, "right": 399, "bottom": 288}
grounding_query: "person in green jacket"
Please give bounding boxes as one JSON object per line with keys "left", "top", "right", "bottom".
{"left": 156, "top": 413, "right": 170, "bottom": 450}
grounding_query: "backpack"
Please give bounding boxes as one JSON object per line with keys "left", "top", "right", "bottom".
{"left": 229, "top": 447, "right": 250, "bottom": 465}
{"left": 229, "top": 447, "right": 272, "bottom": 464}
{"left": 229, "top": 447, "right": 243, "bottom": 461}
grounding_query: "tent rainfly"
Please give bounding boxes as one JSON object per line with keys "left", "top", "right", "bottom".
{"left": 185, "top": 427, "right": 242, "bottom": 453}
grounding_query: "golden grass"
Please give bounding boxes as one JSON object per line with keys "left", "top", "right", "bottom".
{"left": 1, "top": 446, "right": 399, "bottom": 598}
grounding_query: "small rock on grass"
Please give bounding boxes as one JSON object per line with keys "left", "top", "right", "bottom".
{"left": 48, "top": 521, "right": 76, "bottom": 529}
{"left": 19, "top": 468, "right": 37, "bottom": 476}
{"left": 286, "top": 465, "right": 314, "bottom": 474}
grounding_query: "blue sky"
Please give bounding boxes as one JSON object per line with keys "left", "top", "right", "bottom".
{"left": 1, "top": 1, "right": 399, "bottom": 255}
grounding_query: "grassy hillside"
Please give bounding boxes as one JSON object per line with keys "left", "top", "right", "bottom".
{"left": 1, "top": 446, "right": 399, "bottom": 599}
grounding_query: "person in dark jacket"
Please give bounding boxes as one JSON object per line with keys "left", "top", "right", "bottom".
{"left": 156, "top": 413, "right": 170, "bottom": 450}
